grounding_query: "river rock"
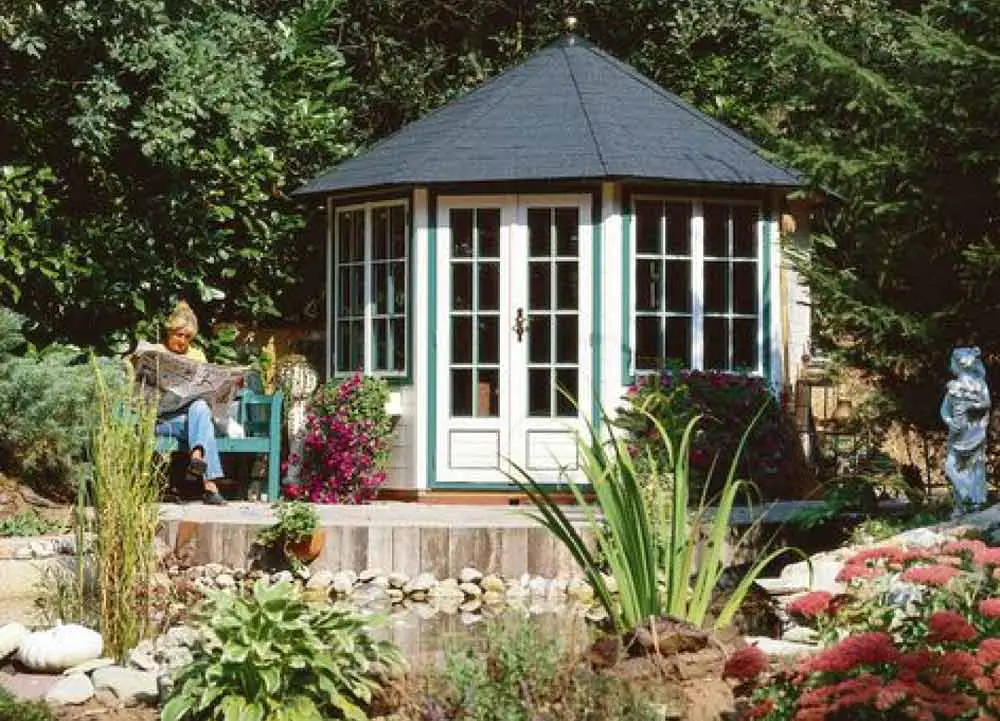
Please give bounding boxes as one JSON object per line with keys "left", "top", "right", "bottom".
{"left": 358, "top": 567, "right": 383, "bottom": 583}
{"left": 779, "top": 557, "right": 845, "bottom": 594}
{"left": 567, "top": 579, "right": 594, "bottom": 603}
{"left": 744, "top": 637, "right": 816, "bottom": 659}
{"left": 782, "top": 625, "right": 819, "bottom": 644}
{"left": 528, "top": 577, "right": 549, "bottom": 596}
{"left": 458, "top": 582, "right": 483, "bottom": 598}
{"left": 270, "top": 570, "right": 294, "bottom": 584}
{"left": 306, "top": 570, "right": 335, "bottom": 590}
{"left": 45, "top": 673, "right": 94, "bottom": 705}
{"left": 459, "top": 599, "right": 482, "bottom": 613}
{"left": 406, "top": 572, "right": 437, "bottom": 593}
{"left": 0, "top": 622, "right": 28, "bottom": 661}
{"left": 17, "top": 624, "right": 103, "bottom": 672}
{"left": 127, "top": 647, "right": 159, "bottom": 672}
{"left": 387, "top": 589, "right": 405, "bottom": 603}
{"left": 387, "top": 572, "right": 410, "bottom": 589}
{"left": 215, "top": 573, "right": 236, "bottom": 589}
{"left": 91, "top": 666, "right": 159, "bottom": 706}
{"left": 480, "top": 574, "right": 505, "bottom": 593}
{"left": 332, "top": 571, "right": 356, "bottom": 594}
{"left": 458, "top": 567, "right": 483, "bottom": 584}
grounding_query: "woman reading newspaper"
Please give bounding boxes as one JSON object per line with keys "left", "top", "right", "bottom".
{"left": 135, "top": 301, "right": 236, "bottom": 505}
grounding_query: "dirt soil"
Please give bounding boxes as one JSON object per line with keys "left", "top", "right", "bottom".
{"left": 53, "top": 702, "right": 158, "bottom": 720}
{"left": 0, "top": 475, "right": 73, "bottom": 527}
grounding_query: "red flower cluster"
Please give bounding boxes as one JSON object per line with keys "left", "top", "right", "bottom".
{"left": 801, "top": 632, "right": 900, "bottom": 674}
{"left": 941, "top": 539, "right": 988, "bottom": 557}
{"left": 926, "top": 611, "right": 978, "bottom": 643}
{"left": 786, "top": 591, "right": 833, "bottom": 621}
{"left": 836, "top": 563, "right": 884, "bottom": 583}
{"left": 723, "top": 645, "right": 769, "bottom": 682}
{"left": 899, "top": 564, "right": 961, "bottom": 586}
{"left": 974, "top": 547, "right": 1000, "bottom": 567}
{"left": 979, "top": 598, "right": 1000, "bottom": 619}
{"left": 978, "top": 638, "right": 1000, "bottom": 664}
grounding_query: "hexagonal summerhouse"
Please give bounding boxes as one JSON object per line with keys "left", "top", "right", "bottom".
{"left": 295, "top": 35, "right": 809, "bottom": 497}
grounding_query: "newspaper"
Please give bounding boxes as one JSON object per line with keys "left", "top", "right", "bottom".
{"left": 131, "top": 341, "right": 246, "bottom": 425}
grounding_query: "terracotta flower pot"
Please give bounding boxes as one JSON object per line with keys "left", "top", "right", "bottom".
{"left": 284, "top": 530, "right": 325, "bottom": 564}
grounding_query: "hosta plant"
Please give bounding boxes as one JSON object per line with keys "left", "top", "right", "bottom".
{"left": 161, "top": 580, "right": 405, "bottom": 721}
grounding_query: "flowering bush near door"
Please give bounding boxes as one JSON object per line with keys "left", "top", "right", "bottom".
{"left": 746, "top": 538, "right": 1000, "bottom": 719}
{"left": 288, "top": 373, "right": 393, "bottom": 504}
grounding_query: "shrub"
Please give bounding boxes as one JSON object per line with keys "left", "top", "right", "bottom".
{"left": 162, "top": 580, "right": 405, "bottom": 721}
{"left": 290, "top": 372, "right": 393, "bottom": 504}
{"left": 617, "top": 369, "right": 803, "bottom": 499}
{"left": 0, "top": 307, "right": 108, "bottom": 498}
{"left": 424, "top": 618, "right": 659, "bottom": 721}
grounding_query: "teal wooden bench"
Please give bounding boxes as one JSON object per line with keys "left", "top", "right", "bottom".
{"left": 155, "top": 388, "right": 284, "bottom": 500}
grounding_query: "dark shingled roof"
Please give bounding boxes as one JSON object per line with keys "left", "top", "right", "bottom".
{"left": 295, "top": 36, "right": 801, "bottom": 196}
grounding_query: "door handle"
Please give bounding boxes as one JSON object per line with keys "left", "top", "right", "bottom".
{"left": 513, "top": 307, "right": 528, "bottom": 342}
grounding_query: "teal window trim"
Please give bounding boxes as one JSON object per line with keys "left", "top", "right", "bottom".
{"left": 331, "top": 197, "right": 413, "bottom": 384}
{"left": 426, "top": 192, "right": 438, "bottom": 484}
{"left": 621, "top": 190, "right": 633, "bottom": 385}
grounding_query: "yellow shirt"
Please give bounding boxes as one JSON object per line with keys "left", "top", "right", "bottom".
{"left": 151, "top": 343, "right": 207, "bottom": 363}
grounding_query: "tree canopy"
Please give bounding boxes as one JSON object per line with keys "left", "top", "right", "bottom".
{"left": 3, "top": 0, "right": 1000, "bottom": 443}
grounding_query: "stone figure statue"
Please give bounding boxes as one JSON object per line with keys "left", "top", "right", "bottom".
{"left": 940, "top": 347, "right": 991, "bottom": 513}
{"left": 276, "top": 355, "right": 319, "bottom": 486}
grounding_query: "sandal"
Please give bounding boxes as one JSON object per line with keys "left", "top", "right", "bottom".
{"left": 202, "top": 491, "right": 227, "bottom": 506}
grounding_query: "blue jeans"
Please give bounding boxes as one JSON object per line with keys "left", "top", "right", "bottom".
{"left": 155, "top": 399, "right": 223, "bottom": 481}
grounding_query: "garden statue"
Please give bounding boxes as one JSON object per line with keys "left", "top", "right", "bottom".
{"left": 941, "top": 346, "right": 991, "bottom": 514}
{"left": 277, "top": 355, "right": 319, "bottom": 485}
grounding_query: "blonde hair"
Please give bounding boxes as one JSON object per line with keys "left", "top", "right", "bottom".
{"left": 164, "top": 300, "right": 198, "bottom": 336}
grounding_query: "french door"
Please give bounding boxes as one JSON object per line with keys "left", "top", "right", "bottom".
{"left": 435, "top": 195, "right": 592, "bottom": 485}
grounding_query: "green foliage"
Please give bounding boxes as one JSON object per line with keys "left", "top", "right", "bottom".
{"left": 618, "top": 369, "right": 804, "bottom": 500}
{"left": 85, "top": 360, "right": 165, "bottom": 661}
{"left": 512, "top": 407, "right": 799, "bottom": 632}
{"left": 255, "top": 500, "right": 320, "bottom": 569}
{"left": 0, "top": 307, "right": 110, "bottom": 498}
{"left": 0, "top": 509, "right": 62, "bottom": 537}
{"left": 162, "top": 580, "right": 405, "bottom": 721}
{"left": 0, "top": 686, "right": 55, "bottom": 721}
{"left": 430, "top": 619, "right": 658, "bottom": 721}
{"left": 1, "top": 0, "right": 353, "bottom": 349}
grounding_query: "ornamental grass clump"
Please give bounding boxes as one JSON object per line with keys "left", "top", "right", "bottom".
{"left": 291, "top": 372, "right": 393, "bottom": 504}
{"left": 511, "top": 404, "right": 799, "bottom": 632}
{"left": 87, "top": 359, "right": 165, "bottom": 661}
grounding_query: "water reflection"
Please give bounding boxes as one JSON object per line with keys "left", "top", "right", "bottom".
{"left": 359, "top": 600, "right": 594, "bottom": 666}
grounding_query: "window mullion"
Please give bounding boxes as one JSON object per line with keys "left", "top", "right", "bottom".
{"left": 691, "top": 201, "right": 704, "bottom": 370}
{"left": 727, "top": 208, "right": 734, "bottom": 372}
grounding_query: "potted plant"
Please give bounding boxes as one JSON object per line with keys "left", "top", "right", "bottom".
{"left": 255, "top": 500, "right": 323, "bottom": 567}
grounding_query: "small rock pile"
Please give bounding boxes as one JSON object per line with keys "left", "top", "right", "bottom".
{"left": 0, "top": 620, "right": 185, "bottom": 708}
{"left": 163, "top": 562, "right": 606, "bottom": 620}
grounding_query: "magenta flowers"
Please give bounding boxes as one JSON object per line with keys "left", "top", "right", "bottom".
{"left": 286, "top": 372, "right": 393, "bottom": 504}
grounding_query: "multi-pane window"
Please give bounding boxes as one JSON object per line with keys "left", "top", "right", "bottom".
{"left": 333, "top": 202, "right": 408, "bottom": 376}
{"left": 703, "top": 203, "right": 760, "bottom": 372}
{"left": 633, "top": 199, "right": 761, "bottom": 374}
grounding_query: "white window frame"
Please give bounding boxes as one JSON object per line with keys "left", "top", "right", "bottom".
{"left": 629, "top": 195, "right": 764, "bottom": 376}
{"left": 331, "top": 199, "right": 409, "bottom": 378}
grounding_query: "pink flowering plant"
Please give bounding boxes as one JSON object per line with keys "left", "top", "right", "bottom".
{"left": 616, "top": 368, "right": 801, "bottom": 499}
{"left": 286, "top": 372, "right": 393, "bottom": 504}
{"left": 746, "top": 537, "right": 1000, "bottom": 719}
